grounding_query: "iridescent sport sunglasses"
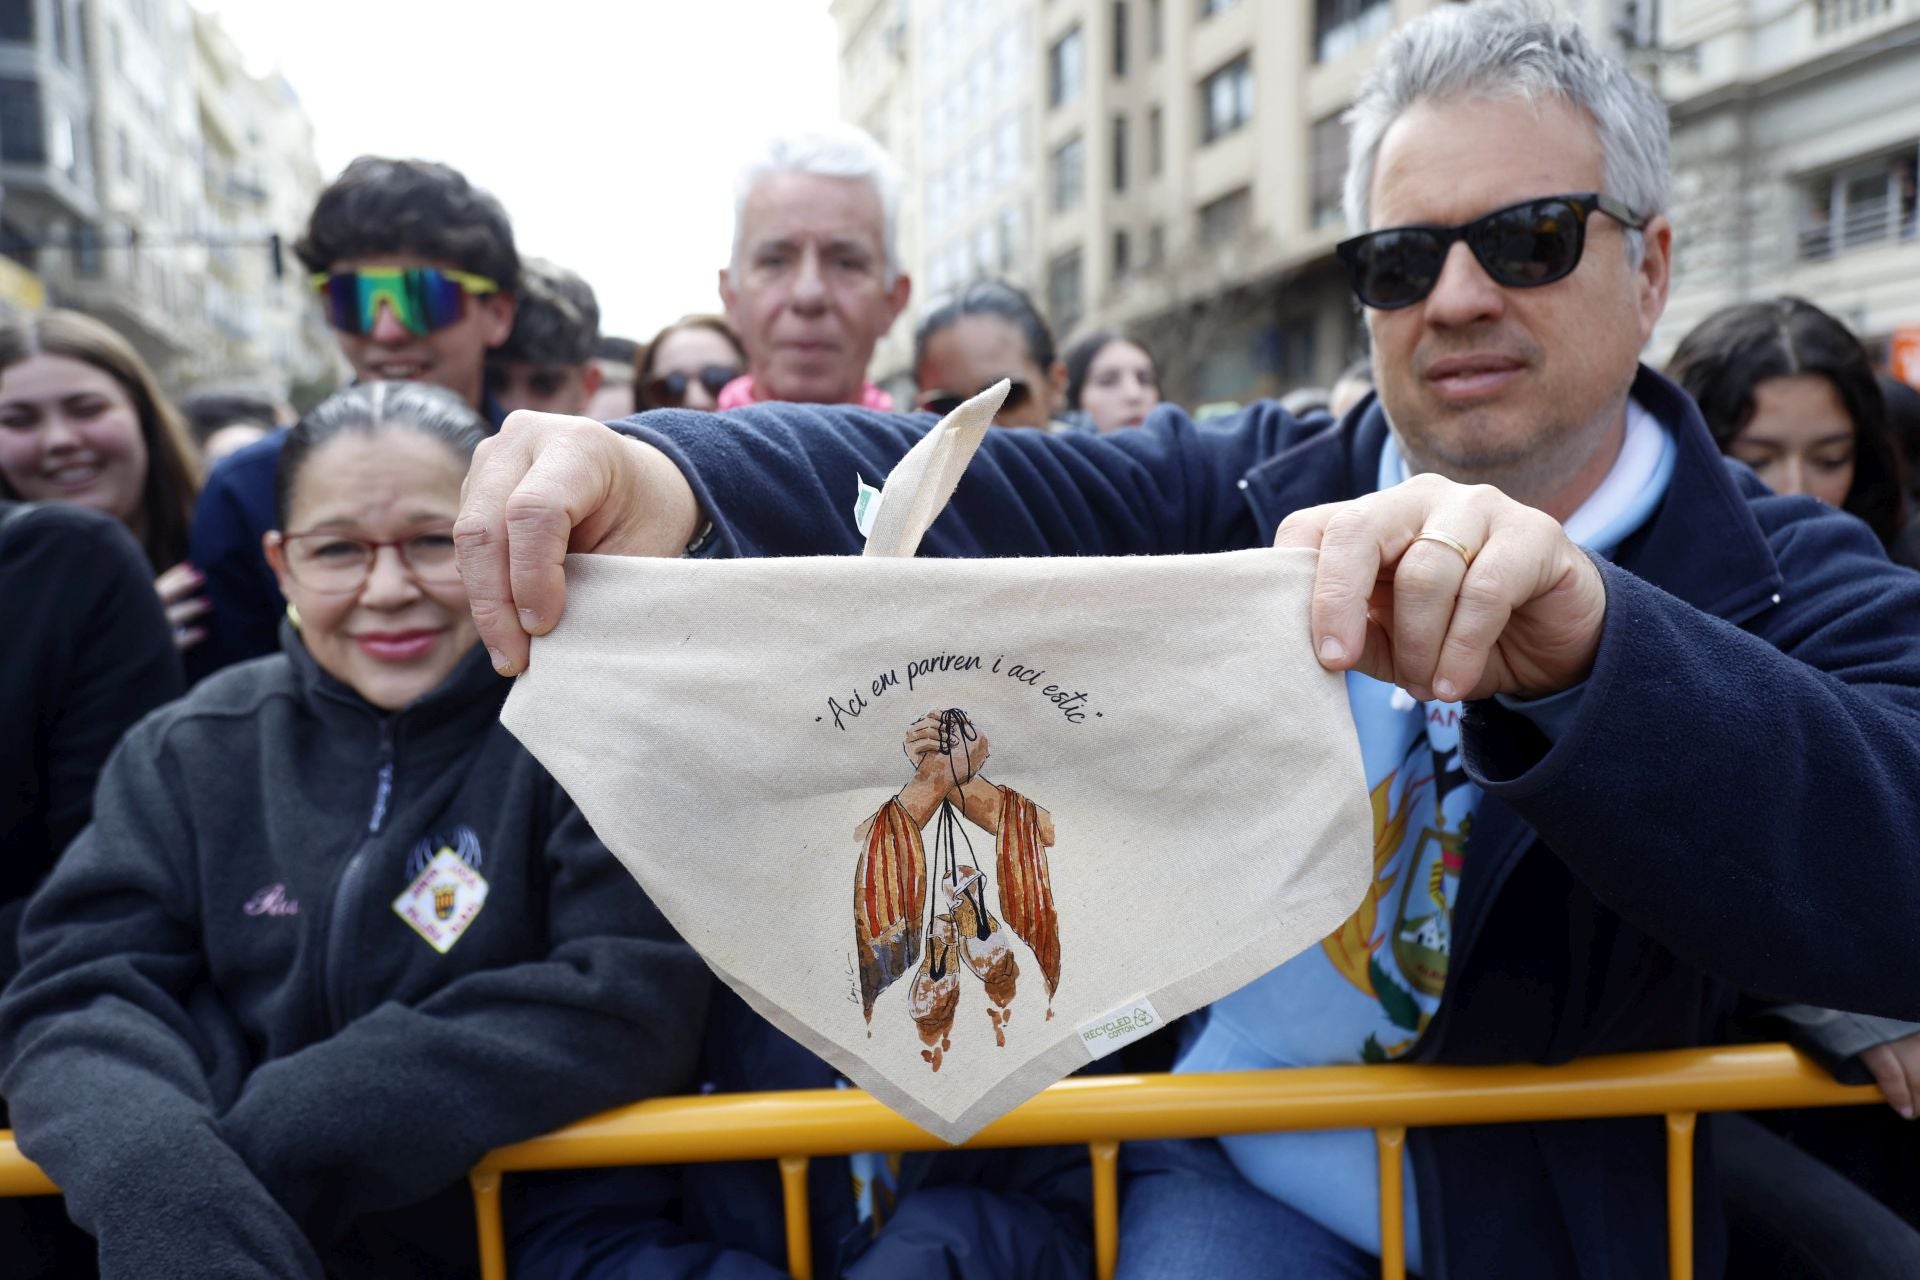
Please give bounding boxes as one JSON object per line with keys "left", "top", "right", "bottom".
{"left": 310, "top": 266, "right": 501, "bottom": 337}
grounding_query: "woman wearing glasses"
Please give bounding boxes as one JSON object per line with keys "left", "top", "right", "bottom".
{"left": 635, "top": 314, "right": 746, "bottom": 411}
{"left": 0, "top": 382, "right": 704, "bottom": 1278}
{"left": 0, "top": 309, "right": 209, "bottom": 654}
{"left": 912, "top": 281, "right": 1077, "bottom": 432}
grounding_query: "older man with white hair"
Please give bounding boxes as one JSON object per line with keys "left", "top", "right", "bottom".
{"left": 457, "top": 2, "right": 1920, "bottom": 1275}
{"left": 715, "top": 124, "right": 911, "bottom": 410}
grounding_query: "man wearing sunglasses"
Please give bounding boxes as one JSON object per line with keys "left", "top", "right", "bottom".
{"left": 188, "top": 157, "right": 519, "bottom": 676}
{"left": 455, "top": 3, "right": 1920, "bottom": 1276}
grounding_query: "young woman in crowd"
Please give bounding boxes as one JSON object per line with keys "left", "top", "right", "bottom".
{"left": 913, "top": 281, "right": 1072, "bottom": 432}
{"left": 0, "top": 382, "right": 704, "bottom": 1278}
{"left": 1062, "top": 331, "right": 1161, "bottom": 432}
{"left": 635, "top": 314, "right": 746, "bottom": 411}
{"left": 1666, "top": 297, "right": 1909, "bottom": 550}
{"left": 0, "top": 310, "right": 211, "bottom": 654}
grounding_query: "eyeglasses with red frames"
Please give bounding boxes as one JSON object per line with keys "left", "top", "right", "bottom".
{"left": 277, "top": 528, "right": 461, "bottom": 594}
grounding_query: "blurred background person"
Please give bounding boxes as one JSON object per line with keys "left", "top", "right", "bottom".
{"left": 913, "top": 280, "right": 1068, "bottom": 431}
{"left": 0, "top": 501, "right": 179, "bottom": 985}
{"left": 588, "top": 336, "right": 640, "bottom": 421}
{"left": 179, "top": 389, "right": 288, "bottom": 469}
{"left": 0, "top": 382, "right": 703, "bottom": 1278}
{"left": 488, "top": 258, "right": 603, "bottom": 417}
{"left": 717, "top": 125, "right": 910, "bottom": 409}
{"left": 1667, "top": 297, "right": 1909, "bottom": 552}
{"left": 635, "top": 315, "right": 746, "bottom": 412}
{"left": 0, "top": 499, "right": 179, "bottom": 1277}
{"left": 0, "top": 310, "right": 209, "bottom": 655}
{"left": 1062, "top": 331, "right": 1161, "bottom": 432}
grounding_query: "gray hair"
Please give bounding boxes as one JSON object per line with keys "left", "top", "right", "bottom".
{"left": 495, "top": 257, "right": 601, "bottom": 367}
{"left": 729, "top": 124, "right": 904, "bottom": 287}
{"left": 1342, "top": 0, "right": 1669, "bottom": 262}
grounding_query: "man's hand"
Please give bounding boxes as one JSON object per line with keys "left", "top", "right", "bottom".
{"left": 1861, "top": 1035, "right": 1920, "bottom": 1120}
{"left": 904, "top": 712, "right": 989, "bottom": 785}
{"left": 1274, "top": 473, "right": 1608, "bottom": 702}
{"left": 455, "top": 411, "right": 701, "bottom": 675}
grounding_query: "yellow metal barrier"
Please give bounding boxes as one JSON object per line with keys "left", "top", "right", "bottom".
{"left": 0, "top": 1044, "right": 1883, "bottom": 1279}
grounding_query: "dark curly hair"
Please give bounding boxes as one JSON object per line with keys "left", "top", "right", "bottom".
{"left": 294, "top": 157, "right": 519, "bottom": 293}
{"left": 1667, "top": 297, "right": 1906, "bottom": 547}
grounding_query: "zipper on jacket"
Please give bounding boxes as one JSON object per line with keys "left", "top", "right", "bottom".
{"left": 323, "top": 719, "right": 395, "bottom": 1032}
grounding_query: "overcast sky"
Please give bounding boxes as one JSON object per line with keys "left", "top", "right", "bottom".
{"left": 196, "top": 0, "right": 841, "bottom": 342}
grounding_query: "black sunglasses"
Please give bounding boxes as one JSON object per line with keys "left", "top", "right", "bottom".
{"left": 918, "top": 379, "right": 1033, "bottom": 418}
{"left": 646, "top": 365, "right": 739, "bottom": 407}
{"left": 1335, "top": 193, "right": 1646, "bottom": 311}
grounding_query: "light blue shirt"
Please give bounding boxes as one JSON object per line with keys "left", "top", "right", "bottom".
{"left": 1176, "top": 403, "right": 1677, "bottom": 1269}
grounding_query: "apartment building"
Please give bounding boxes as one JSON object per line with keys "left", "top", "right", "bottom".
{"left": 0, "top": 0, "right": 330, "bottom": 394}
{"left": 1636, "top": 0, "right": 1920, "bottom": 364}
{"left": 835, "top": 0, "right": 1920, "bottom": 405}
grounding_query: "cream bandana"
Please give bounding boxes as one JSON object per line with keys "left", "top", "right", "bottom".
{"left": 502, "top": 384, "right": 1373, "bottom": 1141}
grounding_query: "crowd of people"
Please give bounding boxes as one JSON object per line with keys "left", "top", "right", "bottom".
{"left": 1, "top": 0, "right": 1918, "bottom": 1275}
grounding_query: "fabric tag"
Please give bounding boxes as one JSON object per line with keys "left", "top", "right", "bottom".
{"left": 392, "top": 848, "right": 489, "bottom": 954}
{"left": 1079, "top": 996, "right": 1165, "bottom": 1061}
{"left": 854, "top": 476, "right": 885, "bottom": 539}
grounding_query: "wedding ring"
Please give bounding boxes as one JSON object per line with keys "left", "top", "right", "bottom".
{"left": 1412, "top": 528, "right": 1476, "bottom": 568}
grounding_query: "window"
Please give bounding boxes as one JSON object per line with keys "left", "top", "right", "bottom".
{"left": 1815, "top": 0, "right": 1893, "bottom": 36}
{"left": 1146, "top": 223, "right": 1166, "bottom": 268}
{"left": 1112, "top": 1, "right": 1129, "bottom": 77}
{"left": 997, "top": 206, "right": 1022, "bottom": 273}
{"left": 1310, "top": 114, "right": 1349, "bottom": 228}
{"left": 1200, "top": 0, "right": 1241, "bottom": 15}
{"left": 1049, "top": 27, "right": 1084, "bottom": 109}
{"left": 1798, "top": 147, "right": 1919, "bottom": 259}
{"left": 1052, "top": 135, "right": 1085, "bottom": 213}
{"left": 0, "top": 77, "right": 44, "bottom": 164}
{"left": 974, "top": 223, "right": 996, "bottom": 278}
{"left": 1111, "top": 114, "right": 1129, "bottom": 194}
{"left": 1315, "top": 0, "right": 1391, "bottom": 63}
{"left": 1200, "top": 56, "right": 1253, "bottom": 145}
{"left": 1148, "top": 104, "right": 1164, "bottom": 176}
{"left": 51, "top": 0, "right": 68, "bottom": 63}
{"left": 995, "top": 114, "right": 1021, "bottom": 188}
{"left": 0, "top": 0, "right": 31, "bottom": 42}
{"left": 1112, "top": 228, "right": 1132, "bottom": 282}
{"left": 1047, "top": 247, "right": 1084, "bottom": 338}
{"left": 48, "top": 107, "right": 74, "bottom": 179}
{"left": 72, "top": 223, "right": 101, "bottom": 277}
{"left": 1199, "top": 186, "right": 1252, "bottom": 244}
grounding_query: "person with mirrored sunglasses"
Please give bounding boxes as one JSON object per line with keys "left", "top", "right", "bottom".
{"left": 451, "top": 3, "right": 1920, "bottom": 1277}
{"left": 912, "top": 281, "right": 1071, "bottom": 432}
{"left": 635, "top": 315, "right": 747, "bottom": 412}
{"left": 189, "top": 156, "right": 520, "bottom": 681}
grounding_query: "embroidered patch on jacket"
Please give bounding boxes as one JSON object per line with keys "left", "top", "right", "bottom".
{"left": 393, "top": 844, "right": 489, "bottom": 953}
{"left": 243, "top": 883, "right": 299, "bottom": 916}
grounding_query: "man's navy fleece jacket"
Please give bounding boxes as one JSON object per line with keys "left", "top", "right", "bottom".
{"left": 610, "top": 365, "right": 1920, "bottom": 1280}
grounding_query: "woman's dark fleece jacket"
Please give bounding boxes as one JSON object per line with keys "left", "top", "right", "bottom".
{"left": 0, "top": 631, "right": 707, "bottom": 1278}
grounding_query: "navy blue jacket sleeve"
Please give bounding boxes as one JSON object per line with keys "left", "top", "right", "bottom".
{"left": 0, "top": 721, "right": 324, "bottom": 1279}
{"left": 1464, "top": 500, "right": 1920, "bottom": 1018}
{"left": 617, "top": 400, "right": 1292, "bottom": 560}
{"left": 187, "top": 435, "right": 285, "bottom": 678}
